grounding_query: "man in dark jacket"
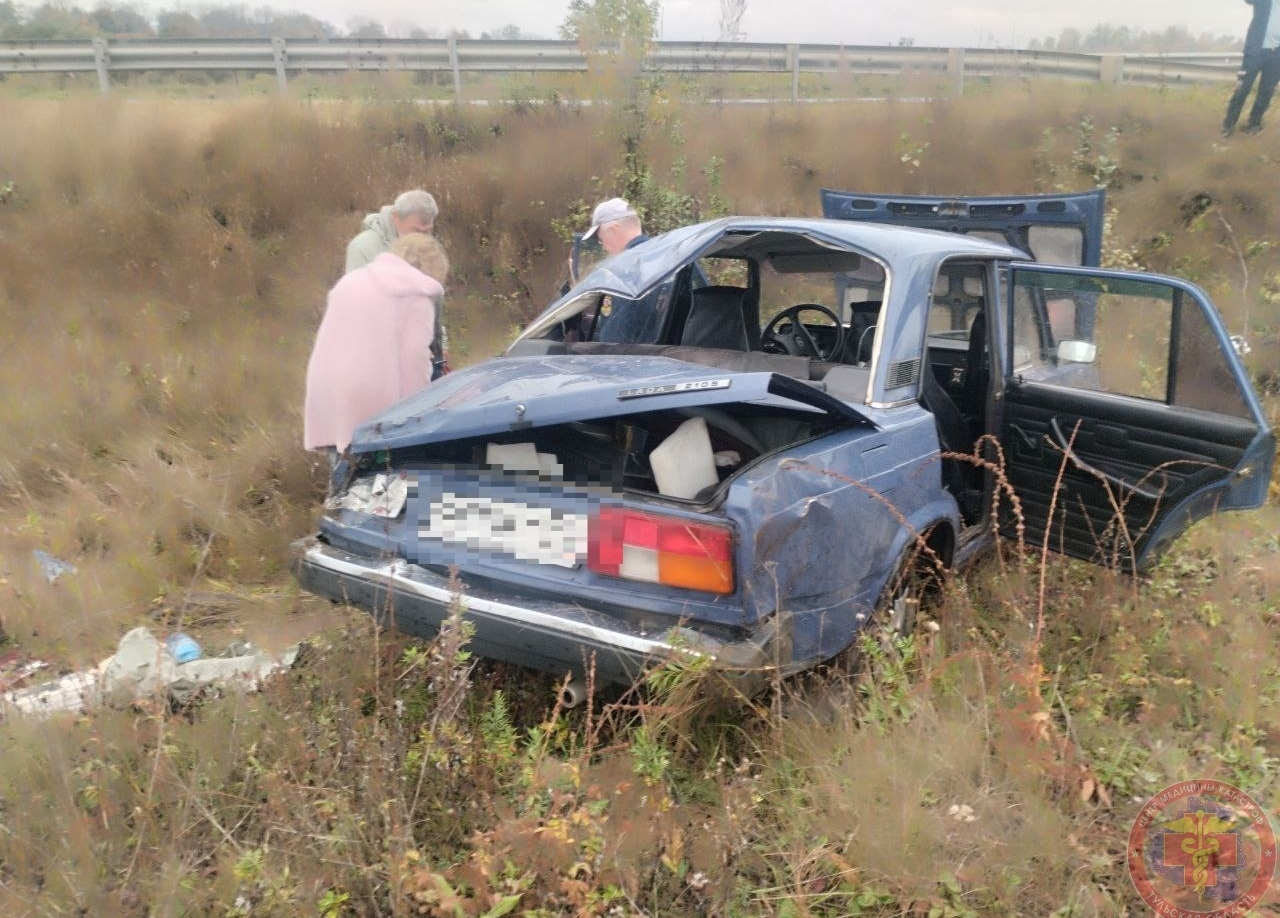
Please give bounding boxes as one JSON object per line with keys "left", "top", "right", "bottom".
{"left": 1223, "top": 0, "right": 1280, "bottom": 136}
{"left": 581, "top": 198, "right": 661, "bottom": 343}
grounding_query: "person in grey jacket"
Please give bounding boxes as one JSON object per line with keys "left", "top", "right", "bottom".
{"left": 345, "top": 189, "right": 439, "bottom": 272}
{"left": 345, "top": 189, "right": 450, "bottom": 376}
{"left": 1223, "top": 0, "right": 1280, "bottom": 136}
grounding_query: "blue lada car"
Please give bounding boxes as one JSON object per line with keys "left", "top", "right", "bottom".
{"left": 293, "top": 190, "right": 1274, "bottom": 690}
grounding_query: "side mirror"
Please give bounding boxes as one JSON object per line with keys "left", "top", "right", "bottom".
{"left": 1057, "top": 340, "right": 1097, "bottom": 364}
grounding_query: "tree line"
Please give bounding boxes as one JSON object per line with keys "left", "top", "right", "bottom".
{"left": 0, "top": 1, "right": 542, "bottom": 41}
{"left": 1027, "top": 24, "right": 1240, "bottom": 53}
{"left": 0, "top": 0, "right": 1243, "bottom": 51}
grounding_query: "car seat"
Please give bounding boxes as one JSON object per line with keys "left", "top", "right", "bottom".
{"left": 681, "top": 286, "right": 754, "bottom": 350}
{"left": 845, "top": 300, "right": 881, "bottom": 365}
{"left": 920, "top": 361, "right": 982, "bottom": 524}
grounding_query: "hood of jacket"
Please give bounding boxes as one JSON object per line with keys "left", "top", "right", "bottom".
{"left": 363, "top": 251, "right": 445, "bottom": 300}
{"left": 360, "top": 206, "right": 397, "bottom": 248}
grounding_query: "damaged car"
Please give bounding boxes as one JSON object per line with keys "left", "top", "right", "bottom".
{"left": 293, "top": 191, "right": 1274, "bottom": 691}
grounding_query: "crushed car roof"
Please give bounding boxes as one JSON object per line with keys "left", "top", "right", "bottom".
{"left": 560, "top": 215, "right": 1028, "bottom": 302}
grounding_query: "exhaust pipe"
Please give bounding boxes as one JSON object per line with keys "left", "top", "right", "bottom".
{"left": 561, "top": 678, "right": 588, "bottom": 709}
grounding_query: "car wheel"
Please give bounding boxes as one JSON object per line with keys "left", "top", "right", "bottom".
{"left": 868, "top": 530, "right": 946, "bottom": 654}
{"left": 777, "top": 531, "right": 948, "bottom": 721}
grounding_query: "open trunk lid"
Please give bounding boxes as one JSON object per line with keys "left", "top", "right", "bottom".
{"left": 349, "top": 355, "right": 874, "bottom": 452}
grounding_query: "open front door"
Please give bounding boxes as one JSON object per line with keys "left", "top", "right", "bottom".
{"left": 999, "top": 264, "right": 1274, "bottom": 570}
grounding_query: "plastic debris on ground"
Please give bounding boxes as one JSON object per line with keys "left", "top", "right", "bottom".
{"left": 2, "top": 627, "right": 300, "bottom": 718}
{"left": 0, "top": 648, "right": 48, "bottom": 692}
{"left": 33, "top": 549, "right": 76, "bottom": 584}
{"left": 165, "top": 631, "right": 202, "bottom": 664}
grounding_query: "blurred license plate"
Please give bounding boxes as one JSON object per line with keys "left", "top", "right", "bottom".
{"left": 422, "top": 494, "right": 586, "bottom": 568}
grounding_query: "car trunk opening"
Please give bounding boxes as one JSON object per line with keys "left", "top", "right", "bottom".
{"left": 343, "top": 397, "right": 854, "bottom": 506}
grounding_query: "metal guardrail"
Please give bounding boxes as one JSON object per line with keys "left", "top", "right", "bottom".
{"left": 0, "top": 37, "right": 1241, "bottom": 98}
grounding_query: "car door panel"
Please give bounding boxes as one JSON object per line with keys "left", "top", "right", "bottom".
{"left": 1001, "top": 382, "right": 1260, "bottom": 564}
{"left": 999, "top": 264, "right": 1273, "bottom": 569}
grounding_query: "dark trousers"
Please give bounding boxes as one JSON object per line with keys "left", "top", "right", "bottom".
{"left": 1224, "top": 49, "right": 1280, "bottom": 132}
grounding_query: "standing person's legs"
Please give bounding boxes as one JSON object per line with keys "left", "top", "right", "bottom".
{"left": 1224, "top": 58, "right": 1262, "bottom": 133}
{"left": 1244, "top": 50, "right": 1280, "bottom": 131}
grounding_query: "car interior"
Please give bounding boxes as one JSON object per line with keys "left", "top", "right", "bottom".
{"left": 530, "top": 233, "right": 986, "bottom": 399}
{"left": 918, "top": 266, "right": 990, "bottom": 524}
{"left": 512, "top": 230, "right": 995, "bottom": 518}
{"left": 524, "top": 231, "right": 883, "bottom": 386}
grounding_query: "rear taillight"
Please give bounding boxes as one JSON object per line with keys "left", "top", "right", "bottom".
{"left": 587, "top": 507, "right": 734, "bottom": 595}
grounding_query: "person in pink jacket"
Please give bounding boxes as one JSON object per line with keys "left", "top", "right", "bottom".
{"left": 304, "top": 233, "right": 449, "bottom": 455}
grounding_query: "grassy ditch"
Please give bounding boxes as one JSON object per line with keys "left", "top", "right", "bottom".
{"left": 0, "top": 84, "right": 1277, "bottom": 915}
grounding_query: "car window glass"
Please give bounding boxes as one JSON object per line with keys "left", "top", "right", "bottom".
{"left": 1010, "top": 281, "right": 1041, "bottom": 370}
{"left": 569, "top": 232, "right": 607, "bottom": 285}
{"left": 1171, "top": 295, "right": 1252, "bottom": 416}
{"left": 1012, "top": 269, "right": 1165, "bottom": 399}
{"left": 1009, "top": 270, "right": 1250, "bottom": 417}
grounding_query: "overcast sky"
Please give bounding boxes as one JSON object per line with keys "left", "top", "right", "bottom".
{"left": 290, "top": 1, "right": 1251, "bottom": 46}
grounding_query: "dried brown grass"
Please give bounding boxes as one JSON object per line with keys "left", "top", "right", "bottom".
{"left": 0, "top": 83, "right": 1277, "bottom": 916}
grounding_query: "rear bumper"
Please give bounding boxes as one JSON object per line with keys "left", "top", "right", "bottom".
{"left": 292, "top": 536, "right": 784, "bottom": 691}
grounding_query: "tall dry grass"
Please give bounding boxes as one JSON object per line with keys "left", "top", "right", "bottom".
{"left": 0, "top": 82, "right": 1276, "bottom": 915}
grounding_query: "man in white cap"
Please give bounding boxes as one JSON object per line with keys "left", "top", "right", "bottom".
{"left": 583, "top": 196, "right": 647, "bottom": 256}
{"left": 581, "top": 197, "right": 659, "bottom": 342}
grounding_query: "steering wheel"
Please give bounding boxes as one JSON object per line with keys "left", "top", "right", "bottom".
{"left": 762, "top": 304, "right": 847, "bottom": 360}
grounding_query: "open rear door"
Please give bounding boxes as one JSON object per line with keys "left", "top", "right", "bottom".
{"left": 821, "top": 188, "right": 1105, "bottom": 267}
{"left": 999, "top": 263, "right": 1274, "bottom": 569}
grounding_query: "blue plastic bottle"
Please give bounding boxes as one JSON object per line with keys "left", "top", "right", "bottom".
{"left": 166, "top": 632, "right": 202, "bottom": 664}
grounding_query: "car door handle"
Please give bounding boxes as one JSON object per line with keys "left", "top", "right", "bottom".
{"left": 1008, "top": 423, "right": 1039, "bottom": 453}
{"left": 1049, "top": 417, "right": 1163, "bottom": 500}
